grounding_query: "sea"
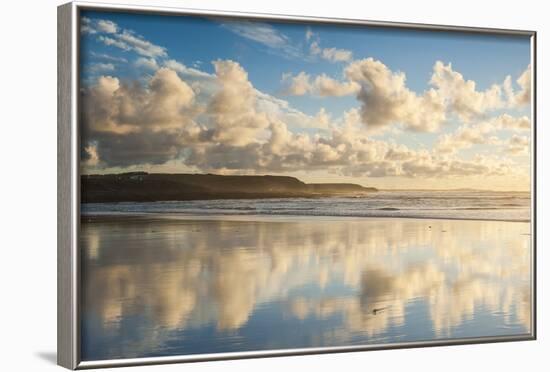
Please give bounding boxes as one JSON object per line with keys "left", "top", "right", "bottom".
{"left": 81, "top": 190, "right": 531, "bottom": 222}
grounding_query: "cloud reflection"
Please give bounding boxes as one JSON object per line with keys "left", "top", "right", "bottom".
{"left": 81, "top": 216, "right": 531, "bottom": 359}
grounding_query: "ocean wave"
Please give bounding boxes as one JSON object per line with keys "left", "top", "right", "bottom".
{"left": 81, "top": 191, "right": 531, "bottom": 222}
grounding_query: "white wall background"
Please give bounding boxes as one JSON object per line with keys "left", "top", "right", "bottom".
{"left": 0, "top": 0, "right": 545, "bottom": 370}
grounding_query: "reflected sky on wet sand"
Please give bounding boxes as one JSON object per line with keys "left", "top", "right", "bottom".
{"left": 80, "top": 216, "right": 531, "bottom": 361}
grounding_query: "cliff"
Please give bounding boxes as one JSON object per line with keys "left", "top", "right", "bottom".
{"left": 81, "top": 172, "right": 377, "bottom": 203}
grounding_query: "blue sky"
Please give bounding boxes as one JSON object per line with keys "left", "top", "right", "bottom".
{"left": 81, "top": 11, "right": 530, "bottom": 112}
{"left": 79, "top": 10, "right": 532, "bottom": 190}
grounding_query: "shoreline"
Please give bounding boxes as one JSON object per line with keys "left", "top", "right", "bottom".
{"left": 80, "top": 211, "right": 531, "bottom": 224}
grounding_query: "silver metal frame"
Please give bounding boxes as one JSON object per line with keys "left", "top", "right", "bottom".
{"left": 57, "top": 1, "right": 537, "bottom": 369}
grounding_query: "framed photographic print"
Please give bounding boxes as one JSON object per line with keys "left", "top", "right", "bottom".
{"left": 57, "top": 1, "right": 536, "bottom": 369}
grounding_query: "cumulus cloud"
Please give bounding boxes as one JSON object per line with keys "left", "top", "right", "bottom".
{"left": 185, "top": 104, "right": 514, "bottom": 179}
{"left": 497, "top": 113, "right": 531, "bottom": 130}
{"left": 436, "top": 124, "right": 496, "bottom": 154}
{"left": 282, "top": 60, "right": 531, "bottom": 135}
{"left": 401, "top": 154, "right": 503, "bottom": 178}
{"left": 435, "top": 114, "right": 531, "bottom": 154}
{"left": 430, "top": 61, "right": 504, "bottom": 121}
{"left": 206, "top": 60, "right": 271, "bottom": 146}
{"left": 83, "top": 60, "right": 288, "bottom": 169}
{"left": 346, "top": 58, "right": 446, "bottom": 132}
{"left": 505, "top": 135, "right": 530, "bottom": 155}
{"left": 282, "top": 72, "right": 360, "bottom": 97}
{"left": 504, "top": 65, "right": 532, "bottom": 107}
{"left": 81, "top": 58, "right": 525, "bottom": 182}
{"left": 84, "top": 130, "right": 187, "bottom": 168}
{"left": 144, "top": 68, "right": 197, "bottom": 124}
{"left": 282, "top": 72, "right": 311, "bottom": 96}
{"left": 81, "top": 68, "right": 200, "bottom": 167}
{"left": 314, "top": 74, "right": 360, "bottom": 96}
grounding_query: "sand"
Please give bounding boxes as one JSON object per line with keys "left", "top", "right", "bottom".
{"left": 80, "top": 214, "right": 532, "bottom": 360}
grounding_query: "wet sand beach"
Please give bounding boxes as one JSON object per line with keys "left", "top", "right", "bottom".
{"left": 80, "top": 214, "right": 532, "bottom": 361}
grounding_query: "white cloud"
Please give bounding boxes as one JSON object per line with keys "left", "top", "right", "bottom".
{"left": 81, "top": 58, "right": 526, "bottom": 183}
{"left": 313, "top": 74, "right": 360, "bottom": 96}
{"left": 346, "top": 58, "right": 446, "bottom": 132}
{"left": 505, "top": 135, "right": 530, "bottom": 155}
{"left": 83, "top": 18, "right": 167, "bottom": 60}
{"left": 82, "top": 18, "right": 118, "bottom": 35}
{"left": 254, "top": 90, "right": 330, "bottom": 130}
{"left": 185, "top": 104, "right": 518, "bottom": 179}
{"left": 288, "top": 57, "right": 516, "bottom": 133}
{"left": 88, "top": 62, "right": 115, "bottom": 73}
{"left": 90, "top": 52, "right": 128, "bottom": 63}
{"left": 206, "top": 60, "right": 271, "bottom": 146}
{"left": 504, "top": 65, "right": 532, "bottom": 107}
{"left": 282, "top": 72, "right": 359, "bottom": 97}
{"left": 162, "top": 59, "right": 184, "bottom": 71}
{"left": 80, "top": 16, "right": 531, "bottom": 182}
{"left": 82, "top": 67, "right": 197, "bottom": 135}
{"left": 497, "top": 114, "right": 531, "bottom": 131}
{"left": 97, "top": 26, "right": 167, "bottom": 59}
{"left": 282, "top": 72, "right": 311, "bottom": 95}
{"left": 281, "top": 59, "right": 531, "bottom": 135}
{"left": 321, "top": 47, "right": 353, "bottom": 63}
{"left": 435, "top": 114, "right": 531, "bottom": 155}
{"left": 430, "top": 61, "right": 504, "bottom": 121}
{"left": 98, "top": 36, "right": 131, "bottom": 51}
{"left": 163, "top": 59, "right": 214, "bottom": 79}
{"left": 221, "top": 21, "right": 302, "bottom": 59}
{"left": 135, "top": 57, "right": 158, "bottom": 71}
{"left": 435, "top": 123, "right": 496, "bottom": 154}
{"left": 117, "top": 30, "right": 167, "bottom": 58}
{"left": 314, "top": 108, "right": 331, "bottom": 128}
{"left": 81, "top": 67, "right": 201, "bottom": 168}
{"left": 224, "top": 21, "right": 287, "bottom": 47}
{"left": 97, "top": 19, "right": 118, "bottom": 34}
{"left": 80, "top": 17, "right": 97, "bottom": 34}
{"left": 307, "top": 31, "right": 353, "bottom": 63}
{"left": 85, "top": 213, "right": 530, "bottom": 344}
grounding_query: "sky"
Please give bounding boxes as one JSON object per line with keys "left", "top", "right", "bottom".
{"left": 79, "top": 10, "right": 532, "bottom": 191}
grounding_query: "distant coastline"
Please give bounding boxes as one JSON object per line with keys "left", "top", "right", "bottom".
{"left": 81, "top": 172, "right": 378, "bottom": 203}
